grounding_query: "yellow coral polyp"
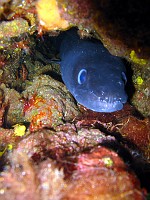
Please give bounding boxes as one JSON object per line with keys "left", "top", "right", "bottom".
{"left": 13, "top": 124, "right": 26, "bottom": 137}
{"left": 130, "top": 50, "right": 147, "bottom": 65}
{"left": 0, "top": 144, "right": 13, "bottom": 157}
{"left": 7, "top": 144, "right": 13, "bottom": 151}
{"left": 0, "top": 147, "right": 6, "bottom": 157}
{"left": 36, "top": 0, "right": 69, "bottom": 30}
{"left": 102, "top": 157, "right": 113, "bottom": 167}
{"left": 136, "top": 76, "right": 143, "bottom": 85}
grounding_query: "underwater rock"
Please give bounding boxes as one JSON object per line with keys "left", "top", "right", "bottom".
{"left": 0, "top": 84, "right": 24, "bottom": 126}
{"left": 22, "top": 75, "right": 80, "bottom": 131}
{"left": 0, "top": 151, "right": 65, "bottom": 200}
{"left": 0, "top": 144, "right": 146, "bottom": 200}
{"left": 61, "top": 147, "right": 145, "bottom": 200}
{"left": 0, "top": 19, "right": 29, "bottom": 39}
{"left": 74, "top": 104, "right": 150, "bottom": 162}
{"left": 15, "top": 125, "right": 115, "bottom": 160}
{"left": 0, "top": 0, "right": 150, "bottom": 198}
{"left": 119, "top": 116, "right": 150, "bottom": 161}
{"left": 132, "top": 65, "right": 150, "bottom": 117}
{"left": 36, "top": 0, "right": 150, "bottom": 58}
{"left": 0, "top": 115, "right": 149, "bottom": 198}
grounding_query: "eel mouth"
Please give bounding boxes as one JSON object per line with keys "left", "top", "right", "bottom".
{"left": 89, "top": 99, "right": 124, "bottom": 112}
{"left": 74, "top": 91, "right": 127, "bottom": 112}
{"left": 89, "top": 92, "right": 127, "bottom": 112}
{"left": 87, "top": 89, "right": 128, "bottom": 112}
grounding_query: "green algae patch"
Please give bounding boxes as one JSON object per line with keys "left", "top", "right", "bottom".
{"left": 136, "top": 76, "right": 144, "bottom": 85}
{"left": 130, "top": 50, "right": 148, "bottom": 65}
{"left": 0, "top": 19, "right": 29, "bottom": 39}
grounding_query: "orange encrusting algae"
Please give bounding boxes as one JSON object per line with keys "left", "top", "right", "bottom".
{"left": 36, "top": 0, "right": 69, "bottom": 31}
{"left": 23, "top": 94, "right": 46, "bottom": 113}
{"left": 23, "top": 94, "right": 63, "bottom": 132}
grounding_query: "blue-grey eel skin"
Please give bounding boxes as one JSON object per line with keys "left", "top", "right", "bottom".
{"left": 54, "top": 28, "right": 128, "bottom": 112}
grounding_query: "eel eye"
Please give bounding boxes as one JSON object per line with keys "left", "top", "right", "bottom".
{"left": 78, "top": 69, "right": 87, "bottom": 84}
{"left": 122, "top": 72, "right": 127, "bottom": 84}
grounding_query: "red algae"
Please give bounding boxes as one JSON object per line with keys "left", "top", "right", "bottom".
{"left": 118, "top": 116, "right": 150, "bottom": 161}
{"left": 0, "top": 117, "right": 149, "bottom": 199}
{"left": 61, "top": 147, "right": 145, "bottom": 200}
{"left": 23, "top": 93, "right": 46, "bottom": 113}
{"left": 0, "top": 151, "right": 65, "bottom": 200}
{"left": 0, "top": 129, "right": 147, "bottom": 199}
{"left": 15, "top": 126, "right": 115, "bottom": 161}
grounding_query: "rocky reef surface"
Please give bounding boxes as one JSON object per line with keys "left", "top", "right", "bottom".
{"left": 0, "top": 0, "right": 150, "bottom": 199}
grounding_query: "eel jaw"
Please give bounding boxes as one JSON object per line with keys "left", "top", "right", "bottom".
{"left": 75, "top": 93, "right": 126, "bottom": 113}
{"left": 90, "top": 99, "right": 124, "bottom": 112}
